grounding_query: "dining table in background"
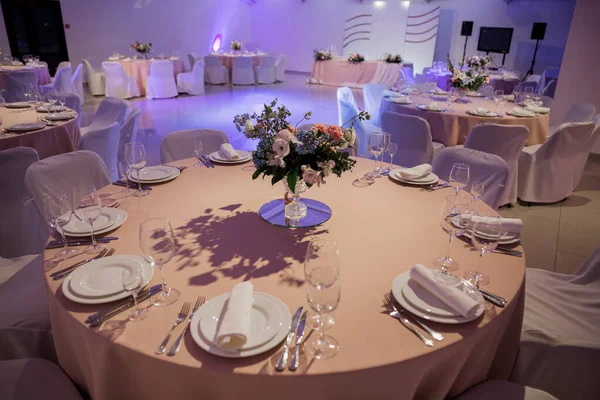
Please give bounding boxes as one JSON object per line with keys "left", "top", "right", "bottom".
{"left": 112, "top": 58, "right": 185, "bottom": 96}
{"left": 218, "top": 53, "right": 264, "bottom": 81}
{"left": 425, "top": 70, "right": 520, "bottom": 94}
{"left": 0, "top": 65, "right": 51, "bottom": 89}
{"left": 380, "top": 94, "right": 550, "bottom": 147}
{"left": 0, "top": 106, "right": 80, "bottom": 159}
{"left": 44, "top": 157, "right": 525, "bottom": 400}
{"left": 311, "top": 58, "right": 413, "bottom": 88}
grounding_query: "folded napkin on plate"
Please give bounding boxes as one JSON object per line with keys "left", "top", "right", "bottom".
{"left": 396, "top": 164, "right": 432, "bottom": 180}
{"left": 525, "top": 105, "right": 550, "bottom": 114}
{"left": 391, "top": 96, "right": 410, "bottom": 103}
{"left": 510, "top": 107, "right": 535, "bottom": 117}
{"left": 215, "top": 282, "right": 254, "bottom": 352}
{"left": 409, "top": 264, "right": 479, "bottom": 318}
{"left": 427, "top": 102, "right": 440, "bottom": 110}
{"left": 219, "top": 143, "right": 240, "bottom": 160}
{"left": 465, "top": 215, "right": 523, "bottom": 234}
{"left": 475, "top": 107, "right": 492, "bottom": 115}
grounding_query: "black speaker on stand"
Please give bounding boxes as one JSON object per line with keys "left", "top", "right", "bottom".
{"left": 461, "top": 21, "right": 473, "bottom": 64}
{"left": 522, "top": 22, "right": 547, "bottom": 82}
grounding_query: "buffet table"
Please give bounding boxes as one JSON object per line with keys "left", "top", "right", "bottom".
{"left": 112, "top": 59, "right": 185, "bottom": 96}
{"left": 0, "top": 65, "right": 51, "bottom": 89}
{"left": 311, "top": 59, "right": 412, "bottom": 88}
{"left": 45, "top": 157, "right": 525, "bottom": 400}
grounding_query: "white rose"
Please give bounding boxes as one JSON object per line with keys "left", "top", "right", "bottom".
{"left": 272, "top": 139, "right": 290, "bottom": 158}
{"left": 276, "top": 129, "right": 294, "bottom": 142}
{"left": 244, "top": 120, "right": 254, "bottom": 133}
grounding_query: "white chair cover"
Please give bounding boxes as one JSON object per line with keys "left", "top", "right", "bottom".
{"left": 362, "top": 84, "right": 387, "bottom": 127}
{"left": 4, "top": 71, "right": 37, "bottom": 102}
{"left": 464, "top": 124, "right": 528, "bottom": 206}
{"left": 82, "top": 59, "right": 105, "bottom": 96}
{"left": 0, "top": 148, "right": 47, "bottom": 258}
{"left": 160, "top": 129, "right": 229, "bottom": 163}
{"left": 542, "top": 79, "right": 556, "bottom": 98}
{"left": 146, "top": 60, "right": 178, "bottom": 100}
{"left": 25, "top": 150, "right": 111, "bottom": 213}
{"left": 275, "top": 53, "right": 286, "bottom": 82}
{"left": 204, "top": 55, "right": 228, "bottom": 85}
{"left": 53, "top": 92, "right": 82, "bottom": 125}
{"left": 102, "top": 62, "right": 140, "bottom": 99}
{"left": 40, "top": 66, "right": 72, "bottom": 95}
{"left": 118, "top": 107, "right": 141, "bottom": 166}
{"left": 76, "top": 122, "right": 121, "bottom": 180}
{"left": 541, "top": 95, "right": 553, "bottom": 108}
{"left": 176, "top": 59, "right": 205, "bottom": 95}
{"left": 71, "top": 63, "right": 84, "bottom": 105}
{"left": 381, "top": 111, "right": 444, "bottom": 167}
{"left": 432, "top": 147, "right": 510, "bottom": 210}
{"left": 518, "top": 122, "right": 597, "bottom": 203}
{"left": 562, "top": 103, "right": 596, "bottom": 124}
{"left": 187, "top": 52, "right": 198, "bottom": 70}
{"left": 336, "top": 87, "right": 360, "bottom": 126}
{"left": 254, "top": 56, "right": 276, "bottom": 84}
{"left": 337, "top": 87, "right": 380, "bottom": 157}
{"left": 453, "top": 381, "right": 558, "bottom": 400}
{"left": 232, "top": 57, "right": 255, "bottom": 85}
{"left": 591, "top": 114, "right": 600, "bottom": 154}
{"left": 402, "top": 66, "right": 415, "bottom": 84}
{"left": 0, "top": 359, "right": 83, "bottom": 399}
{"left": 80, "top": 97, "right": 127, "bottom": 136}
{"left": 55, "top": 61, "right": 71, "bottom": 75}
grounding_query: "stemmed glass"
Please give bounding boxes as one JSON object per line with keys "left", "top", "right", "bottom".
{"left": 447, "top": 87, "right": 459, "bottom": 111}
{"left": 471, "top": 181, "right": 484, "bottom": 203}
{"left": 122, "top": 266, "right": 149, "bottom": 321}
{"left": 125, "top": 142, "right": 149, "bottom": 197}
{"left": 303, "top": 239, "right": 341, "bottom": 360}
{"left": 304, "top": 240, "right": 340, "bottom": 332}
{"left": 43, "top": 193, "right": 82, "bottom": 259}
{"left": 449, "top": 163, "right": 470, "bottom": 195}
{"left": 523, "top": 87, "right": 534, "bottom": 106}
{"left": 433, "top": 195, "right": 472, "bottom": 280}
{"left": 118, "top": 160, "right": 132, "bottom": 194}
{"left": 386, "top": 142, "right": 398, "bottom": 171}
{"left": 139, "top": 218, "right": 179, "bottom": 306}
{"left": 464, "top": 217, "right": 501, "bottom": 286}
{"left": 194, "top": 139, "right": 204, "bottom": 167}
{"left": 58, "top": 97, "right": 66, "bottom": 109}
{"left": 380, "top": 133, "right": 391, "bottom": 174}
{"left": 72, "top": 185, "right": 106, "bottom": 254}
{"left": 493, "top": 90, "right": 504, "bottom": 113}
{"left": 367, "top": 133, "right": 384, "bottom": 178}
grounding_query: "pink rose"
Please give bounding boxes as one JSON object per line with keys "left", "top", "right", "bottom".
{"left": 454, "top": 69, "right": 461, "bottom": 75}
{"left": 272, "top": 139, "right": 290, "bottom": 158}
{"left": 451, "top": 77, "right": 457, "bottom": 82}
{"left": 302, "top": 166, "right": 321, "bottom": 186}
{"left": 485, "top": 77, "right": 491, "bottom": 83}
{"left": 277, "top": 129, "right": 294, "bottom": 142}
{"left": 326, "top": 125, "right": 344, "bottom": 141}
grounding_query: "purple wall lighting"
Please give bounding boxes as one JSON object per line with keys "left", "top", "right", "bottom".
{"left": 212, "top": 35, "right": 222, "bottom": 52}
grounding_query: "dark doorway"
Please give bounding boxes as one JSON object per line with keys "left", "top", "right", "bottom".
{"left": 1, "top": 0, "right": 69, "bottom": 74}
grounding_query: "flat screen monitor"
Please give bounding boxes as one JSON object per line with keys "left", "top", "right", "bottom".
{"left": 477, "top": 27, "right": 514, "bottom": 54}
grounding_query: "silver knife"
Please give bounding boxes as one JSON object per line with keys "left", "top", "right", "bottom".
{"left": 275, "top": 306, "right": 303, "bottom": 371}
{"left": 289, "top": 311, "right": 308, "bottom": 371}
{"left": 50, "top": 248, "right": 108, "bottom": 277}
{"left": 89, "top": 284, "right": 162, "bottom": 327}
{"left": 53, "top": 248, "right": 115, "bottom": 280}
{"left": 85, "top": 284, "right": 162, "bottom": 323}
{"left": 201, "top": 155, "right": 215, "bottom": 168}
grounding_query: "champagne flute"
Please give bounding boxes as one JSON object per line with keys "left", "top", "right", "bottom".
{"left": 139, "top": 218, "right": 179, "bottom": 306}
{"left": 43, "top": 193, "right": 82, "bottom": 259}
{"left": 304, "top": 240, "right": 340, "bottom": 332}
{"left": 464, "top": 217, "right": 501, "bottom": 286}
{"left": 380, "top": 132, "right": 391, "bottom": 174}
{"left": 72, "top": 185, "right": 106, "bottom": 254}
{"left": 194, "top": 139, "right": 204, "bottom": 167}
{"left": 449, "top": 163, "right": 470, "bottom": 195}
{"left": 125, "top": 142, "right": 149, "bottom": 197}
{"left": 386, "top": 142, "right": 398, "bottom": 171}
{"left": 367, "top": 133, "right": 384, "bottom": 178}
{"left": 122, "top": 266, "right": 149, "bottom": 321}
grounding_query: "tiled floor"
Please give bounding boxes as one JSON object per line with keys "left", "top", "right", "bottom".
{"left": 82, "top": 73, "right": 600, "bottom": 274}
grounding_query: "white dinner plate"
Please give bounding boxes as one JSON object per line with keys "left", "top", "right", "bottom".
{"left": 190, "top": 292, "right": 291, "bottom": 358}
{"left": 5, "top": 102, "right": 30, "bottom": 109}
{"left": 208, "top": 150, "right": 252, "bottom": 164}
{"left": 465, "top": 92, "right": 483, "bottom": 97}
{"left": 389, "top": 169, "right": 439, "bottom": 186}
{"left": 69, "top": 255, "right": 152, "bottom": 297}
{"left": 199, "top": 292, "right": 281, "bottom": 350}
{"left": 60, "top": 207, "right": 120, "bottom": 234}
{"left": 62, "top": 255, "right": 153, "bottom": 304}
{"left": 430, "top": 90, "right": 449, "bottom": 96}
{"left": 44, "top": 112, "right": 76, "bottom": 121}
{"left": 467, "top": 110, "right": 501, "bottom": 118}
{"left": 392, "top": 272, "right": 484, "bottom": 324}
{"left": 400, "top": 275, "right": 461, "bottom": 318}
{"left": 36, "top": 106, "right": 65, "bottom": 113}
{"left": 417, "top": 105, "right": 446, "bottom": 112}
{"left": 6, "top": 122, "right": 46, "bottom": 132}
{"left": 129, "top": 166, "right": 180, "bottom": 183}
{"left": 462, "top": 230, "right": 520, "bottom": 245}
{"left": 61, "top": 208, "right": 128, "bottom": 238}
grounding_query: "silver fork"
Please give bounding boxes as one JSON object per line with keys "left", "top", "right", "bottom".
{"left": 383, "top": 293, "right": 434, "bottom": 346}
{"left": 384, "top": 293, "right": 444, "bottom": 341}
{"left": 167, "top": 296, "right": 206, "bottom": 356}
{"left": 156, "top": 302, "right": 190, "bottom": 355}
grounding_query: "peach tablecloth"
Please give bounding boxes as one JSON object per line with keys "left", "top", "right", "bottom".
{"left": 312, "top": 59, "right": 409, "bottom": 88}
{"left": 218, "top": 54, "right": 263, "bottom": 81}
{"left": 0, "top": 66, "right": 51, "bottom": 89}
{"left": 0, "top": 107, "right": 80, "bottom": 159}
{"left": 380, "top": 94, "right": 549, "bottom": 147}
{"left": 44, "top": 157, "right": 525, "bottom": 400}
{"left": 114, "top": 59, "right": 184, "bottom": 96}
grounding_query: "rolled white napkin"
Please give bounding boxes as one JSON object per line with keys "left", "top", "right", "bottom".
{"left": 466, "top": 215, "right": 523, "bottom": 235}
{"left": 219, "top": 143, "right": 240, "bottom": 160}
{"left": 475, "top": 107, "right": 491, "bottom": 115}
{"left": 215, "top": 282, "right": 254, "bottom": 352}
{"left": 396, "top": 164, "right": 432, "bottom": 180}
{"left": 525, "top": 105, "right": 550, "bottom": 114}
{"left": 427, "top": 102, "right": 439, "bottom": 110}
{"left": 391, "top": 96, "right": 411, "bottom": 104}
{"left": 511, "top": 107, "right": 535, "bottom": 117}
{"left": 409, "top": 264, "right": 479, "bottom": 318}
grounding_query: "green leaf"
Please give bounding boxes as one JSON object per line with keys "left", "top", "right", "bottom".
{"left": 252, "top": 169, "right": 262, "bottom": 180}
{"left": 287, "top": 171, "right": 298, "bottom": 193}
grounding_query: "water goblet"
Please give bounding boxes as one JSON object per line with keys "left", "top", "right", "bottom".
{"left": 380, "top": 132, "right": 391, "bottom": 174}
{"left": 118, "top": 160, "right": 133, "bottom": 194}
{"left": 386, "top": 142, "right": 398, "bottom": 171}
{"left": 122, "top": 266, "right": 149, "bottom": 321}
{"left": 433, "top": 195, "right": 472, "bottom": 278}
{"left": 449, "top": 163, "right": 470, "bottom": 195}
{"left": 493, "top": 90, "right": 504, "bottom": 113}
{"left": 194, "top": 139, "right": 204, "bottom": 167}
{"left": 366, "top": 133, "right": 384, "bottom": 178}
{"left": 125, "top": 142, "right": 149, "bottom": 197}
{"left": 471, "top": 181, "right": 484, "bottom": 203}
{"left": 72, "top": 185, "right": 106, "bottom": 254}
{"left": 304, "top": 240, "right": 340, "bottom": 332}
{"left": 43, "top": 193, "right": 82, "bottom": 259}
{"left": 464, "top": 217, "right": 502, "bottom": 286}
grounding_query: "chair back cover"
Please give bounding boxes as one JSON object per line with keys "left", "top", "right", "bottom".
{"left": 187, "top": 53, "right": 197, "bottom": 70}
{"left": 233, "top": 57, "right": 253, "bottom": 68}
{"left": 51, "top": 66, "right": 73, "bottom": 93}
{"left": 563, "top": 103, "right": 596, "bottom": 124}
{"left": 71, "top": 64, "right": 84, "bottom": 104}
{"left": 432, "top": 147, "right": 510, "bottom": 209}
{"left": 56, "top": 61, "right": 71, "bottom": 72}
{"left": 149, "top": 60, "right": 174, "bottom": 77}
{"left": 4, "top": 71, "right": 37, "bottom": 102}
{"left": 363, "top": 84, "right": 387, "bottom": 127}
{"left": 260, "top": 56, "right": 276, "bottom": 68}
{"left": 336, "top": 87, "right": 359, "bottom": 126}
{"left": 76, "top": 122, "right": 121, "bottom": 180}
{"left": 90, "top": 97, "right": 127, "bottom": 128}
{"left": 382, "top": 112, "right": 434, "bottom": 167}
{"left": 204, "top": 55, "right": 223, "bottom": 68}
{"left": 54, "top": 92, "right": 82, "bottom": 116}
{"left": 118, "top": 107, "right": 141, "bottom": 165}
{"left": 402, "top": 66, "right": 415, "bottom": 84}
{"left": 275, "top": 54, "right": 286, "bottom": 82}
{"left": 161, "top": 129, "right": 229, "bottom": 163}
{"left": 82, "top": 59, "right": 105, "bottom": 96}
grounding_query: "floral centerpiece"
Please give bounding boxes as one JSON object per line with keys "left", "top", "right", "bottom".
{"left": 348, "top": 52, "right": 365, "bottom": 63}
{"left": 131, "top": 41, "right": 152, "bottom": 57}
{"left": 465, "top": 55, "right": 491, "bottom": 70}
{"left": 230, "top": 40, "right": 243, "bottom": 51}
{"left": 447, "top": 55, "right": 490, "bottom": 94}
{"left": 314, "top": 49, "right": 332, "bottom": 61}
{"left": 384, "top": 53, "right": 402, "bottom": 64}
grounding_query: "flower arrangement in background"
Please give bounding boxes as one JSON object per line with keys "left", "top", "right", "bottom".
{"left": 465, "top": 55, "right": 491, "bottom": 70}
{"left": 234, "top": 98, "right": 369, "bottom": 192}
{"left": 384, "top": 53, "right": 402, "bottom": 64}
{"left": 347, "top": 52, "right": 365, "bottom": 63}
{"left": 131, "top": 41, "right": 152, "bottom": 55}
{"left": 447, "top": 55, "right": 490, "bottom": 92}
{"left": 230, "top": 40, "right": 243, "bottom": 51}
{"left": 313, "top": 49, "right": 332, "bottom": 61}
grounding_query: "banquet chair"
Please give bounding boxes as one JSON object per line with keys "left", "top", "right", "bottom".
{"left": 275, "top": 53, "right": 286, "bottom": 82}
{"left": 4, "top": 71, "right": 37, "bottom": 102}
{"left": 432, "top": 147, "right": 510, "bottom": 210}
{"left": 40, "top": 65, "right": 72, "bottom": 95}
{"left": 76, "top": 122, "right": 121, "bottom": 181}
{"left": 254, "top": 56, "right": 277, "bottom": 84}
{"left": 401, "top": 66, "right": 415, "bottom": 84}
{"left": 118, "top": 107, "right": 141, "bottom": 167}
{"left": 146, "top": 60, "right": 178, "bottom": 100}
{"left": 71, "top": 63, "right": 84, "bottom": 105}
{"left": 102, "top": 61, "right": 140, "bottom": 99}
{"left": 337, "top": 87, "right": 381, "bottom": 157}
{"left": 382, "top": 112, "right": 444, "bottom": 167}
{"left": 591, "top": 114, "right": 600, "bottom": 154}
{"left": 513, "top": 81, "right": 538, "bottom": 94}
{"left": 362, "top": 84, "right": 387, "bottom": 127}
{"left": 177, "top": 59, "right": 205, "bottom": 95}
{"left": 464, "top": 124, "right": 528, "bottom": 206}
{"left": 53, "top": 61, "right": 71, "bottom": 79}
{"left": 187, "top": 52, "right": 198, "bottom": 70}
{"left": 510, "top": 245, "right": 600, "bottom": 400}
{"left": 518, "top": 122, "right": 597, "bottom": 204}
{"left": 561, "top": 103, "right": 596, "bottom": 124}
{"left": 232, "top": 57, "right": 256, "bottom": 85}
{"left": 160, "top": 129, "right": 229, "bottom": 163}
{"left": 541, "top": 95, "right": 553, "bottom": 108}
{"left": 82, "top": 59, "right": 105, "bottom": 96}
{"left": 80, "top": 97, "right": 127, "bottom": 136}
{"left": 337, "top": 87, "right": 360, "bottom": 126}
{"left": 204, "top": 55, "right": 229, "bottom": 85}
{"left": 0, "top": 358, "right": 83, "bottom": 399}
{"left": 0, "top": 147, "right": 48, "bottom": 258}
{"left": 53, "top": 92, "right": 82, "bottom": 125}
{"left": 453, "top": 380, "right": 557, "bottom": 400}
{"left": 542, "top": 79, "right": 556, "bottom": 98}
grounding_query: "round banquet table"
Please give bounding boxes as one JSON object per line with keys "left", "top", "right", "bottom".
{"left": 44, "top": 157, "right": 525, "bottom": 400}
{"left": 0, "top": 65, "right": 51, "bottom": 89}
{"left": 0, "top": 106, "right": 80, "bottom": 159}
{"left": 425, "top": 71, "right": 520, "bottom": 95}
{"left": 113, "top": 59, "right": 185, "bottom": 96}
{"left": 380, "top": 94, "right": 549, "bottom": 147}
{"left": 218, "top": 54, "right": 263, "bottom": 81}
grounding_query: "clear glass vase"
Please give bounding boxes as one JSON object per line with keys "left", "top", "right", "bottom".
{"left": 283, "top": 179, "right": 308, "bottom": 227}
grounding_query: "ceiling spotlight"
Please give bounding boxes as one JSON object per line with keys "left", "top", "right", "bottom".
{"left": 373, "top": 0, "right": 387, "bottom": 8}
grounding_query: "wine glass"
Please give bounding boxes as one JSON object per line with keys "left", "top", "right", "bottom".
{"left": 464, "top": 217, "right": 501, "bottom": 286}
{"left": 380, "top": 133, "right": 391, "bottom": 174}
{"left": 122, "top": 266, "right": 149, "bottom": 321}
{"left": 58, "top": 97, "right": 66, "bottom": 108}
{"left": 471, "top": 181, "right": 484, "bottom": 203}
{"left": 303, "top": 239, "right": 341, "bottom": 360}
{"left": 367, "top": 133, "right": 384, "bottom": 178}
{"left": 125, "top": 142, "right": 149, "bottom": 197}
{"left": 433, "top": 195, "right": 472, "bottom": 280}
{"left": 386, "top": 142, "right": 398, "bottom": 171}
{"left": 447, "top": 87, "right": 459, "bottom": 111}
{"left": 43, "top": 193, "right": 82, "bottom": 259}
{"left": 304, "top": 240, "right": 340, "bottom": 332}
{"left": 523, "top": 86, "right": 534, "bottom": 106}
{"left": 449, "top": 163, "right": 470, "bottom": 195}
{"left": 139, "top": 218, "right": 179, "bottom": 306}
{"left": 194, "top": 139, "right": 204, "bottom": 167}
{"left": 118, "top": 160, "right": 132, "bottom": 194}
{"left": 493, "top": 90, "right": 504, "bottom": 113}
{"left": 72, "top": 185, "right": 106, "bottom": 254}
